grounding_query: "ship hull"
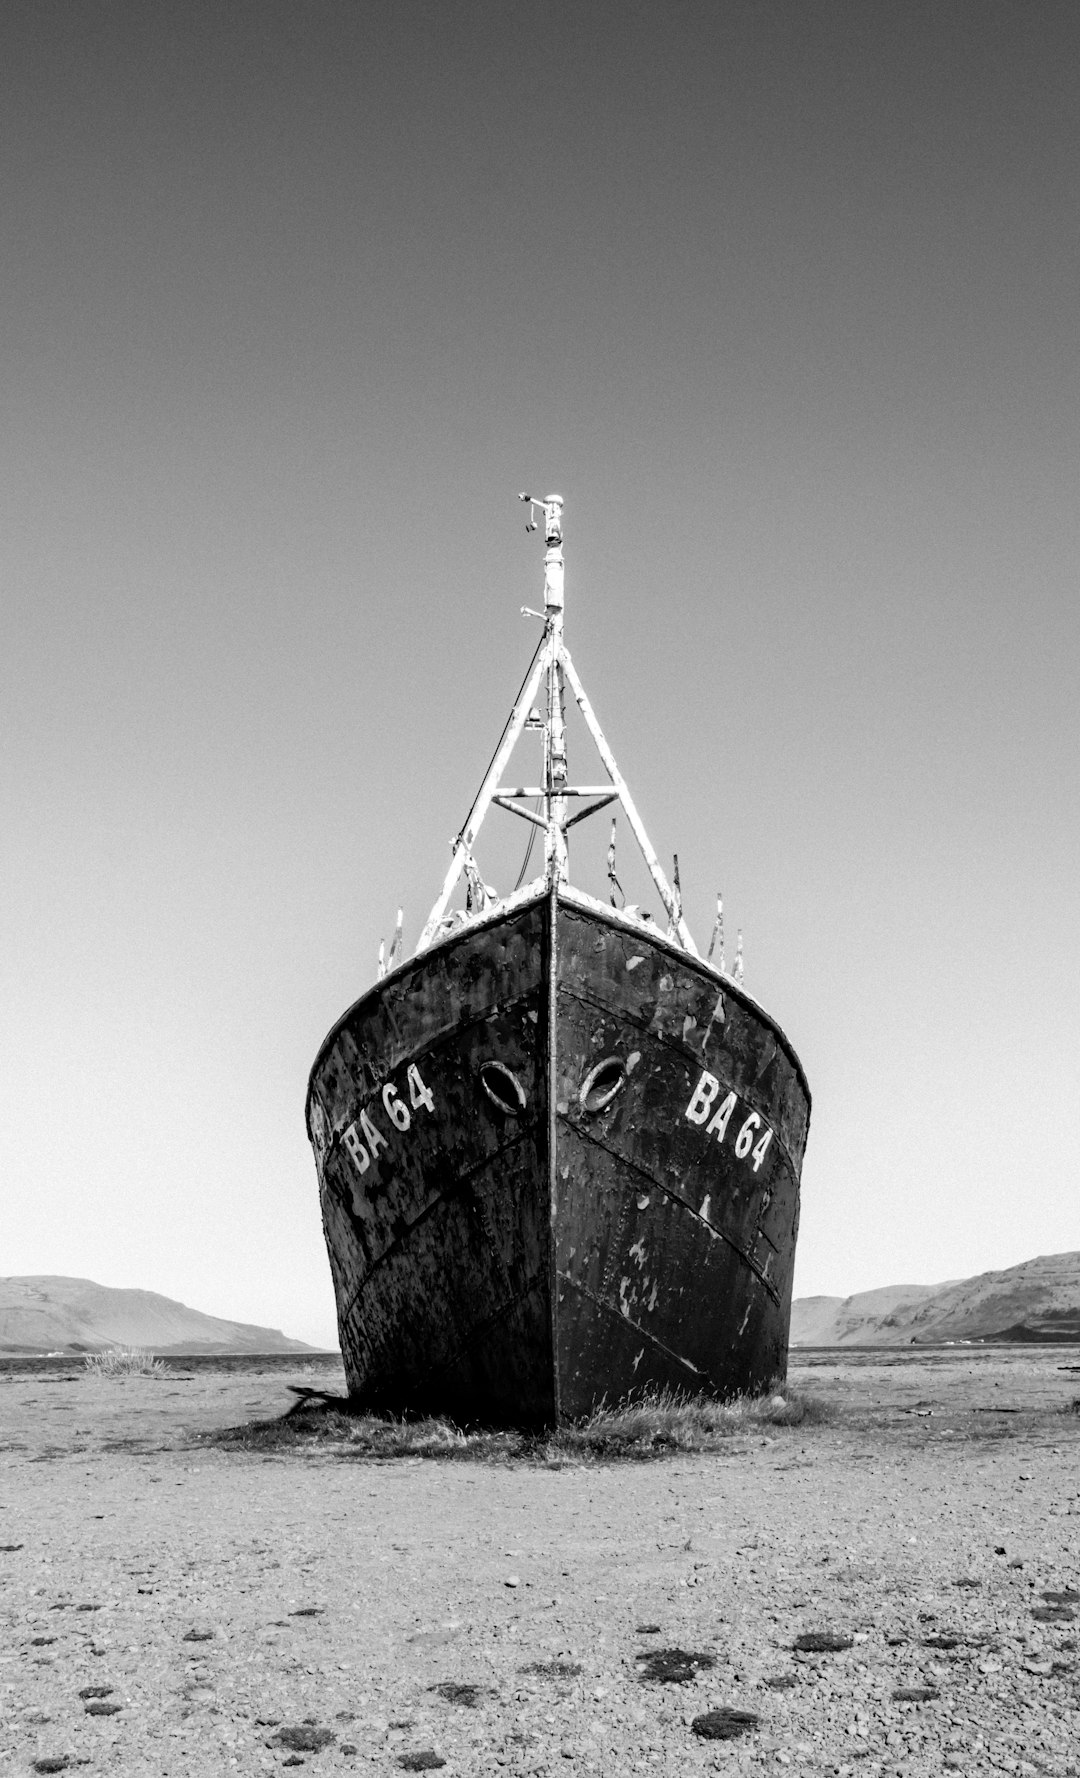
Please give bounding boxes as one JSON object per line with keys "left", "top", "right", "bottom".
{"left": 306, "top": 888, "right": 810, "bottom": 1425}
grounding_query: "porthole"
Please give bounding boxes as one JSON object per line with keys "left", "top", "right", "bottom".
{"left": 479, "top": 1059, "right": 527, "bottom": 1115}
{"left": 579, "top": 1056, "right": 627, "bottom": 1114}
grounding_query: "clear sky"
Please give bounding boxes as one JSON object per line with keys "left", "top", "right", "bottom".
{"left": 3, "top": 1, "right": 1077, "bottom": 1347}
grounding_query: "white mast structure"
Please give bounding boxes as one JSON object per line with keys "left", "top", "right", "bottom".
{"left": 416, "top": 495, "right": 699, "bottom": 957}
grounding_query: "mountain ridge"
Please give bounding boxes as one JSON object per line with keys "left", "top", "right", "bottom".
{"left": 790, "top": 1250, "right": 1080, "bottom": 1346}
{"left": 0, "top": 1276, "right": 321, "bottom": 1354}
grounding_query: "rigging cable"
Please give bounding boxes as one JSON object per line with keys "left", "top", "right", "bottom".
{"left": 452, "top": 628, "right": 547, "bottom": 854}
{"left": 513, "top": 803, "right": 539, "bottom": 890}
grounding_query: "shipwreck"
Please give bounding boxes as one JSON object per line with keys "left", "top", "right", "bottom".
{"left": 306, "top": 495, "right": 810, "bottom": 1423}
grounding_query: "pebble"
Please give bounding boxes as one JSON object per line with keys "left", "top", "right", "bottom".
{"left": 271, "top": 1725, "right": 335, "bottom": 1752}
{"left": 429, "top": 1681, "right": 489, "bottom": 1707}
{"left": 691, "top": 1707, "right": 759, "bottom": 1740}
{"left": 635, "top": 1647, "right": 715, "bottom": 1683}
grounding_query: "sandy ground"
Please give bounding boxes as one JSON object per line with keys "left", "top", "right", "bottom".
{"left": 2, "top": 1349, "right": 1079, "bottom": 1778}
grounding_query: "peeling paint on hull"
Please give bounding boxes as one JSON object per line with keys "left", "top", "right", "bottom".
{"left": 306, "top": 889, "right": 810, "bottom": 1426}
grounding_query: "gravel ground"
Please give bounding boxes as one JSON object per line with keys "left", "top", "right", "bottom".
{"left": 2, "top": 1348, "right": 1079, "bottom": 1777}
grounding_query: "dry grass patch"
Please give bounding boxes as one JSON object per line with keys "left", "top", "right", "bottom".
{"left": 82, "top": 1347, "right": 167, "bottom": 1378}
{"left": 570, "top": 1386, "right": 830, "bottom": 1455}
{"left": 201, "top": 1384, "right": 832, "bottom": 1464}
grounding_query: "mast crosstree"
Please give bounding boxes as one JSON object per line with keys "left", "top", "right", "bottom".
{"left": 416, "top": 495, "right": 699, "bottom": 956}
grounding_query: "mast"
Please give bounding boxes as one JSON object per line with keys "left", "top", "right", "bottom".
{"left": 415, "top": 495, "right": 700, "bottom": 958}
{"left": 533, "top": 496, "right": 568, "bottom": 886}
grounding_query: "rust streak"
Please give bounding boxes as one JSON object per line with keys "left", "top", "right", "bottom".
{"left": 559, "top": 1275, "right": 710, "bottom": 1383}
{"left": 558, "top": 1122, "right": 784, "bottom": 1306}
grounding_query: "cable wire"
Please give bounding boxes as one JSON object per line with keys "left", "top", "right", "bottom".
{"left": 452, "top": 629, "right": 547, "bottom": 847}
{"left": 513, "top": 804, "right": 539, "bottom": 889}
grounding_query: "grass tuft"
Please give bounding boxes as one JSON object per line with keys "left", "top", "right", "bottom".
{"left": 563, "top": 1384, "right": 831, "bottom": 1456}
{"left": 201, "top": 1382, "right": 832, "bottom": 1464}
{"left": 83, "top": 1347, "right": 167, "bottom": 1378}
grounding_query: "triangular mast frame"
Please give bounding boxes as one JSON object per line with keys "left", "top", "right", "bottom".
{"left": 416, "top": 496, "right": 699, "bottom": 958}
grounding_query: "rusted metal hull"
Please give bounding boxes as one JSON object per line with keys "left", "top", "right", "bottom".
{"left": 306, "top": 889, "right": 810, "bottom": 1425}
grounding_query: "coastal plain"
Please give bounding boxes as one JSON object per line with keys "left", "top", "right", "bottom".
{"left": 2, "top": 1349, "right": 1079, "bottom": 1778}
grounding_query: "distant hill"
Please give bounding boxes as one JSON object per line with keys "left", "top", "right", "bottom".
{"left": 0, "top": 1276, "right": 320, "bottom": 1355}
{"left": 790, "top": 1251, "right": 1080, "bottom": 1346}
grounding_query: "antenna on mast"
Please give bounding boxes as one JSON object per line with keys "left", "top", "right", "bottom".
{"left": 519, "top": 493, "right": 563, "bottom": 545}
{"left": 519, "top": 493, "right": 564, "bottom": 618}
